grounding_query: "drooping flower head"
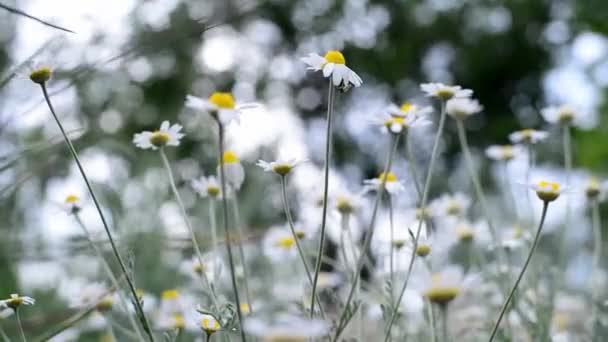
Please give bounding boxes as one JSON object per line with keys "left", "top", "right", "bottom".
{"left": 377, "top": 102, "right": 433, "bottom": 134}
{"left": 509, "top": 129, "right": 548, "bottom": 145}
{"left": 191, "top": 175, "right": 221, "bottom": 199}
{"left": 446, "top": 98, "right": 483, "bottom": 120}
{"left": 257, "top": 158, "right": 306, "bottom": 177}
{"left": 529, "top": 180, "right": 563, "bottom": 202}
{"left": 133, "top": 121, "right": 184, "bottom": 150}
{"left": 301, "top": 50, "right": 362, "bottom": 92}
{"left": 363, "top": 171, "right": 405, "bottom": 195}
{"left": 420, "top": 83, "right": 473, "bottom": 101}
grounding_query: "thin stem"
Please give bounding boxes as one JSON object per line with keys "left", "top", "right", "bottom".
{"left": 488, "top": 201, "right": 550, "bottom": 341}
{"left": 388, "top": 194, "right": 395, "bottom": 305}
{"left": 73, "top": 214, "right": 144, "bottom": 340}
{"left": 15, "top": 310, "right": 26, "bottom": 342}
{"left": 0, "top": 326, "right": 9, "bottom": 342}
{"left": 216, "top": 121, "right": 246, "bottom": 341}
{"left": 333, "top": 134, "right": 400, "bottom": 341}
{"left": 440, "top": 305, "right": 448, "bottom": 342}
{"left": 428, "top": 302, "right": 436, "bottom": 342}
{"left": 591, "top": 199, "right": 603, "bottom": 334}
{"left": 230, "top": 197, "right": 253, "bottom": 311}
{"left": 209, "top": 199, "right": 219, "bottom": 281}
{"left": 405, "top": 132, "right": 422, "bottom": 199}
{"left": 383, "top": 100, "right": 447, "bottom": 342}
{"left": 106, "top": 317, "right": 117, "bottom": 342}
{"left": 557, "top": 125, "right": 572, "bottom": 264}
{"left": 159, "top": 148, "right": 218, "bottom": 305}
{"left": 279, "top": 176, "right": 325, "bottom": 318}
{"left": 502, "top": 161, "right": 519, "bottom": 223}
{"left": 310, "top": 79, "right": 335, "bottom": 318}
{"left": 39, "top": 83, "right": 155, "bottom": 342}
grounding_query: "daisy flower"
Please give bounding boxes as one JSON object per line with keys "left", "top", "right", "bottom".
{"left": 420, "top": 83, "right": 473, "bottom": 100}
{"left": 429, "top": 192, "right": 472, "bottom": 218}
{"left": 528, "top": 179, "right": 563, "bottom": 202}
{"left": 179, "top": 254, "right": 224, "bottom": 283}
{"left": 1, "top": 294, "right": 35, "bottom": 310}
{"left": 217, "top": 151, "right": 245, "bottom": 192}
{"left": 198, "top": 314, "right": 221, "bottom": 337}
{"left": 301, "top": 50, "right": 362, "bottom": 92}
{"left": 421, "top": 266, "right": 465, "bottom": 305}
{"left": 185, "top": 92, "right": 258, "bottom": 125}
{"left": 63, "top": 194, "right": 82, "bottom": 214}
{"left": 159, "top": 289, "right": 185, "bottom": 314}
{"left": 585, "top": 178, "right": 608, "bottom": 201}
{"left": 509, "top": 129, "right": 548, "bottom": 145}
{"left": 263, "top": 225, "right": 299, "bottom": 262}
{"left": 26, "top": 60, "right": 53, "bottom": 84}
{"left": 334, "top": 191, "right": 363, "bottom": 216}
{"left": 133, "top": 121, "right": 184, "bottom": 150}
{"left": 499, "top": 224, "right": 531, "bottom": 250}
{"left": 541, "top": 104, "right": 586, "bottom": 127}
{"left": 485, "top": 145, "right": 525, "bottom": 162}
{"left": 68, "top": 283, "right": 115, "bottom": 313}
{"left": 156, "top": 312, "right": 187, "bottom": 331}
{"left": 446, "top": 98, "right": 483, "bottom": 120}
{"left": 376, "top": 102, "right": 433, "bottom": 134}
{"left": 363, "top": 171, "right": 405, "bottom": 195}
{"left": 256, "top": 158, "right": 307, "bottom": 177}
{"left": 191, "top": 175, "right": 221, "bottom": 199}
{"left": 244, "top": 314, "right": 330, "bottom": 340}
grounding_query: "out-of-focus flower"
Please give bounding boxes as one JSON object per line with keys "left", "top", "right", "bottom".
{"left": 550, "top": 294, "right": 588, "bottom": 340}
{"left": 244, "top": 314, "right": 330, "bottom": 340}
{"left": 26, "top": 61, "right": 53, "bottom": 84}
{"left": 263, "top": 225, "right": 299, "bottom": 262}
{"left": 198, "top": 314, "right": 221, "bottom": 336}
{"left": 375, "top": 102, "right": 432, "bottom": 134}
{"left": 509, "top": 129, "right": 549, "bottom": 145}
{"left": 421, "top": 266, "right": 465, "bottom": 305}
{"left": 485, "top": 145, "right": 525, "bottom": 162}
{"left": 446, "top": 98, "right": 483, "bottom": 120}
{"left": 133, "top": 121, "right": 184, "bottom": 150}
{"left": 191, "top": 175, "right": 221, "bottom": 199}
{"left": 68, "top": 283, "right": 115, "bottom": 313}
{"left": 63, "top": 194, "right": 82, "bottom": 214}
{"left": 179, "top": 254, "right": 224, "bottom": 283}
{"left": 429, "top": 192, "right": 471, "bottom": 218}
{"left": 528, "top": 180, "right": 563, "bottom": 202}
{"left": 185, "top": 92, "right": 258, "bottom": 126}
{"left": 541, "top": 104, "right": 587, "bottom": 127}
{"left": 218, "top": 151, "right": 245, "bottom": 192}
{"left": 420, "top": 83, "right": 473, "bottom": 100}
{"left": 257, "top": 158, "right": 306, "bottom": 177}
{"left": 499, "top": 224, "right": 531, "bottom": 250}
{"left": 159, "top": 289, "right": 184, "bottom": 314}
{"left": 363, "top": 171, "right": 405, "bottom": 195}
{"left": 156, "top": 312, "right": 186, "bottom": 331}
{"left": 1, "top": 294, "right": 35, "bottom": 310}
{"left": 585, "top": 178, "right": 608, "bottom": 202}
{"left": 301, "top": 50, "right": 362, "bottom": 92}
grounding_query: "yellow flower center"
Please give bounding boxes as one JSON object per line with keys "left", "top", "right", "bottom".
{"left": 150, "top": 131, "right": 170, "bottom": 147}
{"left": 520, "top": 129, "right": 535, "bottom": 139}
{"left": 378, "top": 172, "right": 398, "bottom": 182}
{"left": 425, "top": 287, "right": 460, "bottom": 305}
{"left": 276, "top": 236, "right": 296, "bottom": 249}
{"left": 202, "top": 318, "right": 220, "bottom": 333}
{"left": 586, "top": 178, "right": 601, "bottom": 199}
{"left": 436, "top": 89, "right": 454, "bottom": 100}
{"left": 456, "top": 226, "right": 474, "bottom": 242}
{"left": 500, "top": 145, "right": 515, "bottom": 160}
{"left": 336, "top": 196, "right": 354, "bottom": 214}
{"left": 173, "top": 314, "right": 185, "bottom": 329}
{"left": 536, "top": 180, "right": 561, "bottom": 202}
{"left": 29, "top": 67, "right": 52, "bottom": 84}
{"left": 207, "top": 186, "right": 220, "bottom": 197}
{"left": 222, "top": 151, "right": 239, "bottom": 164}
{"left": 272, "top": 164, "right": 293, "bottom": 176}
{"left": 539, "top": 181, "right": 560, "bottom": 192}
{"left": 392, "top": 239, "right": 406, "bottom": 250}
{"left": 65, "top": 194, "right": 80, "bottom": 203}
{"left": 324, "top": 50, "right": 346, "bottom": 65}
{"left": 446, "top": 202, "right": 462, "bottom": 216}
{"left": 161, "top": 289, "right": 180, "bottom": 300}
{"left": 384, "top": 116, "right": 406, "bottom": 129}
{"left": 240, "top": 303, "right": 251, "bottom": 315}
{"left": 512, "top": 225, "right": 524, "bottom": 239}
{"left": 96, "top": 297, "right": 114, "bottom": 312}
{"left": 208, "top": 92, "right": 236, "bottom": 109}
{"left": 295, "top": 230, "right": 306, "bottom": 239}
{"left": 558, "top": 105, "right": 575, "bottom": 124}
{"left": 416, "top": 244, "right": 432, "bottom": 257}
{"left": 6, "top": 297, "right": 23, "bottom": 309}
{"left": 400, "top": 102, "right": 413, "bottom": 112}
{"left": 193, "top": 262, "right": 206, "bottom": 275}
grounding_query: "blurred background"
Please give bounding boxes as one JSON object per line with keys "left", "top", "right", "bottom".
{"left": 1, "top": 0, "right": 607, "bottom": 339}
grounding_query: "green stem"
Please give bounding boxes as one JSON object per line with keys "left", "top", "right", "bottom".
{"left": 73, "top": 214, "right": 144, "bottom": 340}
{"left": 557, "top": 125, "right": 572, "bottom": 264}
{"left": 440, "top": 305, "right": 449, "bottom": 342}
{"left": 591, "top": 199, "right": 603, "bottom": 334}
{"left": 15, "top": 310, "right": 26, "bottom": 342}
{"left": 405, "top": 132, "right": 422, "bottom": 199}
{"left": 106, "top": 316, "right": 117, "bottom": 341}
{"left": 209, "top": 199, "right": 219, "bottom": 282}
{"left": 279, "top": 176, "right": 325, "bottom": 318}
{"left": 388, "top": 194, "right": 395, "bottom": 305}
{"left": 333, "top": 134, "right": 400, "bottom": 341}
{"left": 230, "top": 197, "right": 253, "bottom": 311}
{"left": 216, "top": 121, "right": 246, "bottom": 341}
{"left": 383, "top": 101, "right": 447, "bottom": 342}
{"left": 502, "top": 161, "right": 519, "bottom": 223}
{"left": 39, "top": 83, "right": 155, "bottom": 342}
{"left": 428, "top": 302, "right": 436, "bottom": 342}
{"left": 159, "top": 148, "right": 218, "bottom": 305}
{"left": 310, "top": 79, "right": 335, "bottom": 318}
{"left": 0, "top": 326, "right": 9, "bottom": 342}
{"left": 488, "top": 201, "right": 549, "bottom": 341}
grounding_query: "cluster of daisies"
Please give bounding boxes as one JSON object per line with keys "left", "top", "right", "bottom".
{"left": 5, "top": 47, "right": 607, "bottom": 342}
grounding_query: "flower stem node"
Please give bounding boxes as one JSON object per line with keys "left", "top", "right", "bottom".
{"left": 29, "top": 67, "right": 52, "bottom": 84}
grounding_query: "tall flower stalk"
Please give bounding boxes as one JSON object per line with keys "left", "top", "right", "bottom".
{"left": 208, "top": 199, "right": 219, "bottom": 281}
{"left": 15, "top": 309, "right": 26, "bottom": 342}
{"left": 38, "top": 81, "right": 155, "bottom": 341}
{"left": 333, "top": 134, "right": 400, "bottom": 341}
{"left": 216, "top": 121, "right": 247, "bottom": 341}
{"left": 72, "top": 213, "right": 144, "bottom": 340}
{"left": 158, "top": 148, "right": 219, "bottom": 305}
{"left": 383, "top": 100, "right": 447, "bottom": 341}
{"left": 230, "top": 197, "right": 253, "bottom": 311}
{"left": 590, "top": 198, "right": 603, "bottom": 334}
{"left": 310, "top": 79, "right": 336, "bottom": 318}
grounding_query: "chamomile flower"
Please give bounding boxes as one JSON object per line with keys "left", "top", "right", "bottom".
{"left": 363, "top": 171, "right": 405, "bottom": 195}
{"left": 420, "top": 83, "right": 473, "bottom": 100}
{"left": 179, "top": 254, "right": 224, "bottom": 283}
{"left": 133, "top": 121, "right": 184, "bottom": 150}
{"left": 191, "top": 175, "right": 221, "bottom": 199}
{"left": 159, "top": 289, "right": 184, "bottom": 314}
{"left": 63, "top": 193, "right": 82, "bottom": 214}
{"left": 499, "top": 224, "right": 531, "bottom": 250}
{"left": 156, "top": 312, "right": 187, "bottom": 331}
{"left": 301, "top": 50, "right": 362, "bottom": 92}
{"left": 421, "top": 266, "right": 465, "bottom": 305}
{"left": 26, "top": 61, "right": 53, "bottom": 84}
{"left": 68, "top": 283, "right": 115, "bottom": 313}
{"left": 446, "top": 98, "right": 483, "bottom": 120}
{"left": 334, "top": 191, "right": 363, "bottom": 216}
{"left": 185, "top": 92, "right": 257, "bottom": 125}
{"left": 376, "top": 102, "right": 433, "bottom": 134}
{"left": 198, "top": 314, "right": 221, "bottom": 336}
{"left": 244, "top": 314, "right": 330, "bottom": 341}
{"left": 263, "top": 225, "right": 298, "bottom": 262}
{"left": 429, "top": 192, "right": 471, "bottom": 218}
{"left": 509, "top": 129, "right": 549, "bottom": 145}
{"left": 1, "top": 294, "right": 35, "bottom": 310}
{"left": 485, "top": 145, "right": 525, "bottom": 162}
{"left": 217, "top": 151, "right": 245, "bottom": 192}
{"left": 528, "top": 179, "right": 563, "bottom": 202}
{"left": 584, "top": 178, "right": 608, "bottom": 201}
{"left": 541, "top": 104, "right": 586, "bottom": 127}
{"left": 257, "top": 158, "right": 306, "bottom": 177}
